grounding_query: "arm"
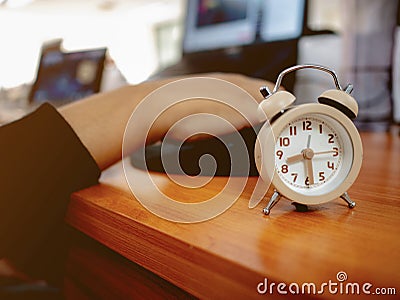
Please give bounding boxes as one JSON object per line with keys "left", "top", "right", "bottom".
{"left": 59, "top": 73, "right": 268, "bottom": 170}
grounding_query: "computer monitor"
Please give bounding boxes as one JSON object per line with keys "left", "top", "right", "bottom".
{"left": 183, "top": 0, "right": 306, "bottom": 53}
{"left": 183, "top": 0, "right": 259, "bottom": 53}
{"left": 259, "top": 0, "right": 305, "bottom": 42}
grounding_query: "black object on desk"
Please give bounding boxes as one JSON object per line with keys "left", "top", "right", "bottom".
{"left": 130, "top": 123, "right": 264, "bottom": 177}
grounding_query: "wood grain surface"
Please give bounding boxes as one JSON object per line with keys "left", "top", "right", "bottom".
{"left": 66, "top": 131, "right": 400, "bottom": 299}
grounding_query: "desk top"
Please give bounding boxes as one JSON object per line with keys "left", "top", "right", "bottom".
{"left": 67, "top": 131, "right": 400, "bottom": 299}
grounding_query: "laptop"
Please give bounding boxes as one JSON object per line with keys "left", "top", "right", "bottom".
{"left": 0, "top": 46, "right": 107, "bottom": 125}
{"left": 28, "top": 47, "right": 107, "bottom": 106}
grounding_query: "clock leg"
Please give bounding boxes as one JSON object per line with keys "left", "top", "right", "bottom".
{"left": 263, "top": 190, "right": 281, "bottom": 215}
{"left": 340, "top": 192, "right": 356, "bottom": 208}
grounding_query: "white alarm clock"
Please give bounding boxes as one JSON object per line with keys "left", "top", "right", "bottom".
{"left": 255, "top": 65, "right": 363, "bottom": 215}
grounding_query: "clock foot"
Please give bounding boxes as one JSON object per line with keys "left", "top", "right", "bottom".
{"left": 292, "top": 202, "right": 309, "bottom": 212}
{"left": 340, "top": 192, "right": 356, "bottom": 208}
{"left": 263, "top": 190, "right": 281, "bottom": 215}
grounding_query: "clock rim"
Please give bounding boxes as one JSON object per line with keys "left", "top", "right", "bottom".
{"left": 256, "top": 103, "right": 363, "bottom": 205}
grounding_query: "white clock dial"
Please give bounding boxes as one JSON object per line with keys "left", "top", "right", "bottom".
{"left": 274, "top": 113, "right": 353, "bottom": 197}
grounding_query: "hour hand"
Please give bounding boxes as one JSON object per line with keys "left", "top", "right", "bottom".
{"left": 286, "top": 153, "right": 303, "bottom": 164}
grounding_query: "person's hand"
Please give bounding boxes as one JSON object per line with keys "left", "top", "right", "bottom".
{"left": 146, "top": 73, "right": 272, "bottom": 142}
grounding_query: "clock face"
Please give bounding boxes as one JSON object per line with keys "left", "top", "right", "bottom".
{"left": 274, "top": 113, "right": 354, "bottom": 197}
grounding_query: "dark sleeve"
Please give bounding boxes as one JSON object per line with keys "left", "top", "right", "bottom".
{"left": 0, "top": 103, "right": 101, "bottom": 280}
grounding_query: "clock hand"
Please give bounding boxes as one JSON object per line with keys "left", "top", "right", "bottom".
{"left": 306, "top": 134, "right": 311, "bottom": 148}
{"left": 305, "top": 158, "right": 315, "bottom": 185}
{"left": 314, "top": 150, "right": 336, "bottom": 155}
{"left": 287, "top": 146, "right": 316, "bottom": 164}
{"left": 286, "top": 153, "right": 304, "bottom": 164}
{"left": 302, "top": 148, "right": 315, "bottom": 185}
{"left": 286, "top": 145, "right": 319, "bottom": 164}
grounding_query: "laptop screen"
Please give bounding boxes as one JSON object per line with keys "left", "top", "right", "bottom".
{"left": 29, "top": 48, "right": 106, "bottom": 104}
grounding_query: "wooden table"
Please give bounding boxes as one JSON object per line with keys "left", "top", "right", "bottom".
{"left": 65, "top": 131, "right": 400, "bottom": 299}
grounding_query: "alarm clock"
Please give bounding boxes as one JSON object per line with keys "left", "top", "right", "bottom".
{"left": 254, "top": 64, "right": 363, "bottom": 215}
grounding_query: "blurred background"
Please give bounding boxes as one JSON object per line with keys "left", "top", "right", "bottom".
{"left": 0, "top": 0, "right": 399, "bottom": 130}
